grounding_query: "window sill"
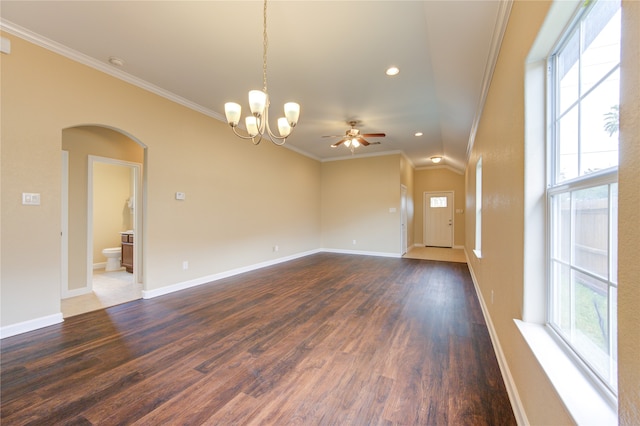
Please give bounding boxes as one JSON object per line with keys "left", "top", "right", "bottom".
{"left": 514, "top": 320, "right": 616, "bottom": 425}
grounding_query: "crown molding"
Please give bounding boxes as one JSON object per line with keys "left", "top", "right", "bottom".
{"left": 465, "top": 0, "right": 514, "bottom": 161}
{"left": 415, "top": 164, "right": 465, "bottom": 175}
{"left": 0, "top": 19, "right": 227, "bottom": 123}
{"left": 400, "top": 151, "right": 416, "bottom": 170}
{"left": 320, "top": 149, "right": 405, "bottom": 163}
{"left": 0, "top": 19, "right": 339, "bottom": 165}
{"left": 1, "top": 17, "right": 478, "bottom": 171}
{"left": 282, "top": 143, "right": 322, "bottom": 162}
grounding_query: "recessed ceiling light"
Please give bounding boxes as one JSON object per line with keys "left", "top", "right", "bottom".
{"left": 108, "top": 56, "right": 125, "bottom": 67}
{"left": 414, "top": 132, "right": 423, "bottom": 137}
{"left": 431, "top": 156, "right": 443, "bottom": 164}
{"left": 385, "top": 66, "right": 400, "bottom": 76}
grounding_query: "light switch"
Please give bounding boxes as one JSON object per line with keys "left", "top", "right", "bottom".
{"left": 389, "top": 207, "right": 397, "bottom": 213}
{"left": 22, "top": 193, "right": 41, "bottom": 205}
{"left": 175, "top": 192, "right": 186, "bottom": 200}
{"left": 0, "top": 37, "right": 11, "bottom": 55}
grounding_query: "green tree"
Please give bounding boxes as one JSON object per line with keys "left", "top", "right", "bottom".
{"left": 603, "top": 105, "right": 619, "bottom": 137}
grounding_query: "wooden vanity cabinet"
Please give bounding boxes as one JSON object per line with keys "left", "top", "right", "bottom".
{"left": 121, "top": 233, "right": 133, "bottom": 273}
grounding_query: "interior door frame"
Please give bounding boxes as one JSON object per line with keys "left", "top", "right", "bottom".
{"left": 87, "top": 155, "right": 143, "bottom": 288}
{"left": 61, "top": 150, "right": 71, "bottom": 298}
{"left": 401, "top": 185, "right": 408, "bottom": 255}
{"left": 423, "top": 191, "right": 454, "bottom": 248}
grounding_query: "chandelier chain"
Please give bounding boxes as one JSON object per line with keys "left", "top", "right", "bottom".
{"left": 223, "top": 0, "right": 299, "bottom": 146}
{"left": 262, "top": 0, "right": 268, "bottom": 93}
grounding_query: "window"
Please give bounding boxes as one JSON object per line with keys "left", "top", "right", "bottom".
{"left": 474, "top": 157, "right": 482, "bottom": 257}
{"left": 548, "top": 0, "right": 620, "bottom": 395}
{"left": 430, "top": 196, "right": 448, "bottom": 208}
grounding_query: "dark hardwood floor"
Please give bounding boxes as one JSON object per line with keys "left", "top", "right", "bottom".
{"left": 1, "top": 253, "right": 516, "bottom": 425}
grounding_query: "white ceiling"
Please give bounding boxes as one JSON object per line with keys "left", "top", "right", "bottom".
{"left": 0, "top": 1, "right": 511, "bottom": 170}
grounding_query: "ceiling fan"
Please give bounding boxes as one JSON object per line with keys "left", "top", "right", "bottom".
{"left": 322, "top": 120, "right": 386, "bottom": 152}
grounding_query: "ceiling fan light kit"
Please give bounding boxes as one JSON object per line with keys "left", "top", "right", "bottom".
{"left": 223, "top": 0, "right": 300, "bottom": 146}
{"left": 324, "top": 120, "right": 385, "bottom": 154}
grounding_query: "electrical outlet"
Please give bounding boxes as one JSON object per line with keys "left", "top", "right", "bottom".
{"left": 273, "top": 245, "right": 279, "bottom": 252}
{"left": 352, "top": 239, "right": 357, "bottom": 245}
{"left": 182, "top": 261, "right": 189, "bottom": 270}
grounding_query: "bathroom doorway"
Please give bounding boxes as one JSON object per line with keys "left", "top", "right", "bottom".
{"left": 60, "top": 126, "right": 145, "bottom": 318}
{"left": 88, "top": 157, "right": 142, "bottom": 311}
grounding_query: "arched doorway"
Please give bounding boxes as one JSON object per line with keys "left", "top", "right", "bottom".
{"left": 60, "top": 125, "right": 146, "bottom": 317}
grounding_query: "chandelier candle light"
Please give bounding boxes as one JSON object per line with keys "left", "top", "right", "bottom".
{"left": 224, "top": 0, "right": 300, "bottom": 146}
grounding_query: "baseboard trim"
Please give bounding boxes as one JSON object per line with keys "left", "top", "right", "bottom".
{"left": 464, "top": 249, "right": 528, "bottom": 426}
{"left": 0, "top": 313, "right": 64, "bottom": 339}
{"left": 62, "top": 286, "right": 92, "bottom": 299}
{"left": 2, "top": 248, "right": 413, "bottom": 338}
{"left": 320, "top": 248, "right": 401, "bottom": 258}
{"left": 142, "top": 248, "right": 401, "bottom": 300}
{"left": 142, "top": 249, "right": 323, "bottom": 299}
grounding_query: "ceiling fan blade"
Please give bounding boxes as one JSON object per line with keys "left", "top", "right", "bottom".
{"left": 331, "top": 138, "right": 347, "bottom": 148}
{"left": 357, "top": 137, "right": 370, "bottom": 146}
{"left": 322, "top": 135, "right": 343, "bottom": 138}
{"left": 361, "top": 133, "right": 386, "bottom": 138}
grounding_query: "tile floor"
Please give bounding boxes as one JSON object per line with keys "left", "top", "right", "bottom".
{"left": 403, "top": 246, "right": 467, "bottom": 263}
{"left": 61, "top": 269, "right": 142, "bottom": 318}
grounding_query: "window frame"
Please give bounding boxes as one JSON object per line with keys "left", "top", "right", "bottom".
{"left": 545, "top": 0, "right": 620, "bottom": 399}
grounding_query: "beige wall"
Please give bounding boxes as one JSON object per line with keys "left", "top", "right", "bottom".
{"left": 93, "top": 162, "right": 133, "bottom": 263}
{"left": 466, "top": 0, "right": 640, "bottom": 424}
{"left": 321, "top": 154, "right": 402, "bottom": 254}
{"left": 0, "top": 33, "right": 321, "bottom": 325}
{"left": 62, "top": 126, "right": 143, "bottom": 291}
{"left": 413, "top": 167, "right": 465, "bottom": 248}
{"left": 618, "top": 0, "right": 640, "bottom": 423}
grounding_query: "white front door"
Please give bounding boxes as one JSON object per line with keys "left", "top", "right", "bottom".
{"left": 424, "top": 191, "right": 454, "bottom": 247}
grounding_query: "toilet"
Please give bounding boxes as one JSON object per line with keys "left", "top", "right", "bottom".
{"left": 102, "top": 247, "right": 122, "bottom": 271}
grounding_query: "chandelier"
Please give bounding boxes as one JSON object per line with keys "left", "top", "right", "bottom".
{"left": 224, "top": 0, "right": 300, "bottom": 146}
